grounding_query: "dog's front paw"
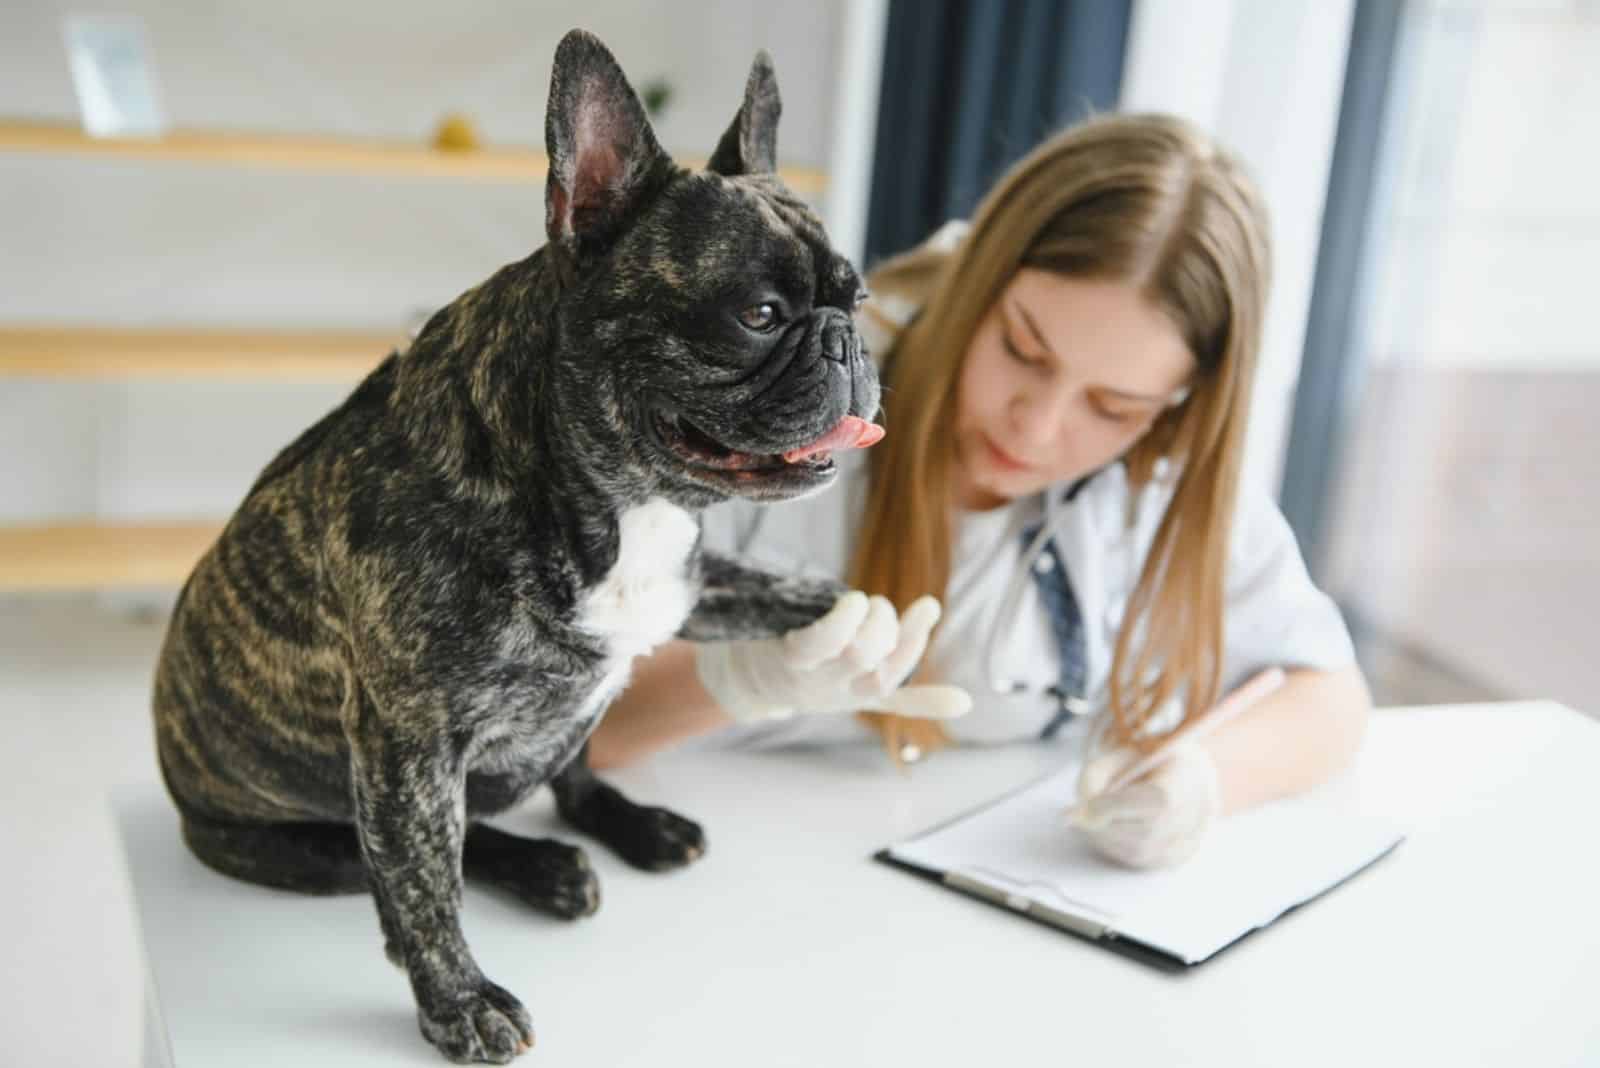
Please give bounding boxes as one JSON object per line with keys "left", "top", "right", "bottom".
{"left": 463, "top": 828, "right": 601, "bottom": 919}
{"left": 610, "top": 804, "right": 707, "bottom": 871}
{"left": 522, "top": 842, "right": 601, "bottom": 919}
{"left": 557, "top": 781, "right": 707, "bottom": 871}
{"left": 418, "top": 979, "right": 534, "bottom": 1064}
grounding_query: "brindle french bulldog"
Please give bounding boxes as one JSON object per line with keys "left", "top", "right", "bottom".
{"left": 153, "top": 29, "right": 882, "bottom": 1063}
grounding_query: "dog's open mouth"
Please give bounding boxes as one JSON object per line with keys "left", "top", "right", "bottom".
{"left": 654, "top": 411, "right": 885, "bottom": 474}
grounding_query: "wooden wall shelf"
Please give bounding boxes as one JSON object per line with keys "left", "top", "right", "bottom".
{"left": 0, "top": 120, "right": 830, "bottom": 194}
{"left": 0, "top": 520, "right": 221, "bottom": 591}
{"left": 0, "top": 326, "right": 395, "bottom": 382}
{"left": 1, "top": 110, "right": 831, "bottom": 592}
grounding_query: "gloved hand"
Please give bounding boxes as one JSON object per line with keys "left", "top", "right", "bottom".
{"left": 1068, "top": 741, "right": 1222, "bottom": 869}
{"left": 694, "top": 592, "right": 972, "bottom": 723}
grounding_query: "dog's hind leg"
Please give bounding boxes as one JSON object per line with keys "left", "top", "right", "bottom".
{"left": 174, "top": 790, "right": 407, "bottom": 965}
{"left": 550, "top": 743, "right": 706, "bottom": 871}
{"left": 178, "top": 810, "right": 367, "bottom": 895}
{"left": 462, "top": 825, "right": 601, "bottom": 918}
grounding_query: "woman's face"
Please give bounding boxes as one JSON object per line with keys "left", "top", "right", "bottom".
{"left": 953, "top": 270, "right": 1197, "bottom": 511}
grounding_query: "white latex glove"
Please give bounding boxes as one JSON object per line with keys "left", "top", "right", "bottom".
{"left": 694, "top": 592, "right": 972, "bottom": 723}
{"left": 1068, "top": 742, "right": 1222, "bottom": 869}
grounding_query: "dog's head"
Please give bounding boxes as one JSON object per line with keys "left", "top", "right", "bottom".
{"left": 543, "top": 30, "right": 882, "bottom": 507}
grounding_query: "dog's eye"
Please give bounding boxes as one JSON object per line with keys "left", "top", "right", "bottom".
{"left": 738, "top": 303, "right": 780, "bottom": 332}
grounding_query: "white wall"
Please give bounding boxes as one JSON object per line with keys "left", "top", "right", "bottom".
{"left": 822, "top": 0, "right": 889, "bottom": 267}
{"left": 0, "top": 0, "right": 851, "bottom": 525}
{"left": 1122, "top": 0, "right": 1356, "bottom": 495}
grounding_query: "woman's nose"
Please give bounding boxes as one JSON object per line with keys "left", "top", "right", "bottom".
{"left": 1011, "top": 387, "right": 1070, "bottom": 447}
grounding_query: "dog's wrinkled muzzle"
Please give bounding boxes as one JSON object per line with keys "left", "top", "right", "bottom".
{"left": 649, "top": 303, "right": 882, "bottom": 497}
{"left": 815, "top": 306, "right": 861, "bottom": 366}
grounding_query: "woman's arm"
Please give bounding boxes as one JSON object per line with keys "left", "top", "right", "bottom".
{"left": 1201, "top": 663, "right": 1371, "bottom": 816}
{"left": 588, "top": 641, "right": 733, "bottom": 770}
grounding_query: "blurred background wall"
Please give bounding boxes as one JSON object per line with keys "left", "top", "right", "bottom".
{"left": 0, "top": 0, "right": 853, "bottom": 525}
{"left": 1316, "top": 1, "right": 1600, "bottom": 708}
{"left": 0, "top": 0, "right": 1358, "bottom": 541}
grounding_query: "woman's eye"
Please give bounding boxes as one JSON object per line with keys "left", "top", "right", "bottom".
{"left": 1001, "top": 334, "right": 1042, "bottom": 367}
{"left": 739, "top": 303, "right": 780, "bottom": 332}
{"left": 1090, "top": 401, "right": 1140, "bottom": 424}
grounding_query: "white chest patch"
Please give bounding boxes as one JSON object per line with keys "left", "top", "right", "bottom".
{"left": 578, "top": 498, "right": 699, "bottom": 661}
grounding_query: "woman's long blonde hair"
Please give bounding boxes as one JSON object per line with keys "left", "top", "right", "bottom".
{"left": 850, "top": 113, "right": 1271, "bottom": 760}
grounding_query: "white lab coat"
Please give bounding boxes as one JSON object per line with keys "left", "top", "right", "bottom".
{"left": 698, "top": 448, "right": 1356, "bottom": 747}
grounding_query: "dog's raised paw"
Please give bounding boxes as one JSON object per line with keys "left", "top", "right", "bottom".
{"left": 418, "top": 980, "right": 534, "bottom": 1064}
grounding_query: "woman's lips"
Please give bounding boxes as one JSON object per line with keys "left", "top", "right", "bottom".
{"left": 982, "top": 433, "right": 1032, "bottom": 473}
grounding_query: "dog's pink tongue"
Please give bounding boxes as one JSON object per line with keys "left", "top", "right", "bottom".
{"left": 782, "top": 416, "right": 885, "bottom": 464}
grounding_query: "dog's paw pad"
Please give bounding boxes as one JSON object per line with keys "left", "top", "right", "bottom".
{"left": 617, "top": 806, "right": 707, "bottom": 871}
{"left": 419, "top": 980, "right": 534, "bottom": 1064}
{"left": 502, "top": 839, "right": 600, "bottom": 919}
{"left": 538, "top": 862, "right": 601, "bottom": 919}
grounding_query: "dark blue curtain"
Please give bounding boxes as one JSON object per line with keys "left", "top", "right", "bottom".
{"left": 1280, "top": 0, "right": 1406, "bottom": 565}
{"left": 863, "top": 0, "right": 1132, "bottom": 268}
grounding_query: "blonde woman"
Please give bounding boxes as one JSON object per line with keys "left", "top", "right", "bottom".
{"left": 590, "top": 113, "right": 1370, "bottom": 869}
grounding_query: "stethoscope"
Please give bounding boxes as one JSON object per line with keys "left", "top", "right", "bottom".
{"left": 899, "top": 507, "right": 1095, "bottom": 766}
{"left": 979, "top": 486, "right": 1099, "bottom": 728}
{"left": 898, "top": 391, "right": 1192, "bottom": 764}
{"left": 973, "top": 425, "right": 1188, "bottom": 736}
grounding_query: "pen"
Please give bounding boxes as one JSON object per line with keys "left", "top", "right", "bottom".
{"left": 1065, "top": 666, "right": 1287, "bottom": 822}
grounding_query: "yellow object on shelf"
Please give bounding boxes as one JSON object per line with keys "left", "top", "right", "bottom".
{"left": 432, "top": 113, "right": 482, "bottom": 153}
{"left": 0, "top": 520, "right": 222, "bottom": 591}
{"left": 0, "top": 326, "right": 397, "bottom": 382}
{"left": 0, "top": 119, "right": 829, "bottom": 194}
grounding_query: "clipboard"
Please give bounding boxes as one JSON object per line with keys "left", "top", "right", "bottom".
{"left": 873, "top": 848, "right": 1195, "bottom": 971}
{"left": 873, "top": 762, "right": 1405, "bottom": 970}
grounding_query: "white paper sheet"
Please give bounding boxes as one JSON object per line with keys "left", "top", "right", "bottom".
{"left": 887, "top": 754, "right": 1405, "bottom": 964}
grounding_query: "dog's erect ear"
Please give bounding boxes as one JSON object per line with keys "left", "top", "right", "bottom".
{"left": 706, "top": 51, "right": 780, "bottom": 178}
{"left": 545, "top": 30, "right": 672, "bottom": 251}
